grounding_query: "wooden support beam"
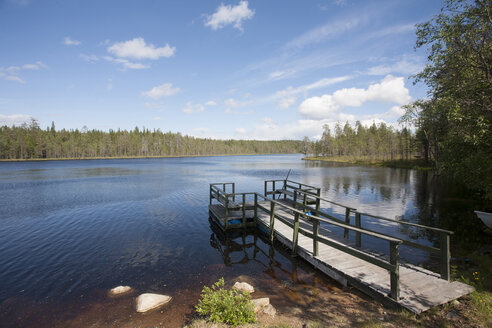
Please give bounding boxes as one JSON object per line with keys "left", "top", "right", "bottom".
{"left": 440, "top": 232, "right": 450, "bottom": 281}
{"left": 269, "top": 201, "right": 276, "bottom": 243}
{"left": 344, "top": 207, "right": 351, "bottom": 239}
{"left": 390, "top": 241, "right": 400, "bottom": 300}
{"left": 292, "top": 212, "right": 300, "bottom": 255}
{"left": 313, "top": 218, "right": 319, "bottom": 256}
{"left": 355, "top": 212, "right": 361, "bottom": 247}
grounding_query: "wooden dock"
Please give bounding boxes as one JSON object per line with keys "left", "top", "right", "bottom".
{"left": 208, "top": 180, "right": 474, "bottom": 313}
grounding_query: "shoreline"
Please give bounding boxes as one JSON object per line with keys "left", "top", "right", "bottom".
{"left": 0, "top": 153, "right": 301, "bottom": 163}
{"left": 303, "top": 156, "right": 432, "bottom": 170}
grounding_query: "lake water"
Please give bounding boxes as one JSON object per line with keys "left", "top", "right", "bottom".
{"left": 0, "top": 154, "right": 487, "bottom": 327}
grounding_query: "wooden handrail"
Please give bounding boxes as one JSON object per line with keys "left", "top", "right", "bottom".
{"left": 255, "top": 193, "right": 401, "bottom": 243}
{"left": 255, "top": 192, "right": 401, "bottom": 300}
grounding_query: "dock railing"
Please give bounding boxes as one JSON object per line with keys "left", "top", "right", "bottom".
{"left": 210, "top": 183, "right": 256, "bottom": 229}
{"left": 255, "top": 192, "right": 402, "bottom": 301}
{"left": 280, "top": 186, "right": 453, "bottom": 281}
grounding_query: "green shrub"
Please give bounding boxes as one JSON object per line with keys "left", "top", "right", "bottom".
{"left": 195, "top": 278, "right": 256, "bottom": 326}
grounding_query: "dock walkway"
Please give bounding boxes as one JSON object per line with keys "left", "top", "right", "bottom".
{"left": 208, "top": 180, "right": 474, "bottom": 313}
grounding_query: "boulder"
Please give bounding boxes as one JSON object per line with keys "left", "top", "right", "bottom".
{"left": 135, "top": 293, "right": 172, "bottom": 313}
{"left": 251, "top": 297, "right": 269, "bottom": 313}
{"left": 262, "top": 304, "right": 276, "bottom": 317}
{"left": 109, "top": 286, "right": 132, "bottom": 296}
{"left": 233, "top": 282, "right": 255, "bottom": 294}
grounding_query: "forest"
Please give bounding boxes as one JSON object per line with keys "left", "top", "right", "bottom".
{"left": 0, "top": 121, "right": 302, "bottom": 159}
{"left": 309, "top": 0, "right": 491, "bottom": 198}
{"left": 306, "top": 121, "right": 416, "bottom": 162}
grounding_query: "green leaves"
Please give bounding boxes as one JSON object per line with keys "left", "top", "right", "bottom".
{"left": 195, "top": 278, "right": 256, "bottom": 327}
{"left": 409, "top": 0, "right": 492, "bottom": 198}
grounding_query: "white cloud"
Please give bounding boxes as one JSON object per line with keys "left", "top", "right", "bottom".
{"left": 80, "top": 54, "right": 99, "bottom": 62}
{"left": 104, "top": 56, "right": 149, "bottom": 69}
{"left": 367, "top": 55, "right": 423, "bottom": 76}
{"left": 205, "top": 1, "right": 254, "bottom": 31}
{"left": 333, "top": 75, "right": 411, "bottom": 106}
{"left": 144, "top": 102, "right": 165, "bottom": 109}
{"left": 0, "top": 114, "right": 33, "bottom": 126}
{"left": 235, "top": 128, "right": 247, "bottom": 135}
{"left": 274, "top": 76, "right": 351, "bottom": 109}
{"left": 298, "top": 75, "right": 411, "bottom": 120}
{"left": 63, "top": 37, "right": 81, "bottom": 46}
{"left": 23, "top": 61, "right": 47, "bottom": 70}
{"left": 369, "top": 23, "right": 415, "bottom": 39}
{"left": 142, "top": 83, "right": 180, "bottom": 99}
{"left": 299, "top": 95, "right": 340, "bottom": 119}
{"left": 225, "top": 108, "right": 253, "bottom": 115}
{"left": 224, "top": 98, "right": 251, "bottom": 108}
{"left": 285, "top": 14, "right": 368, "bottom": 49}
{"left": 205, "top": 100, "right": 217, "bottom": 106}
{"left": 0, "top": 61, "right": 47, "bottom": 83}
{"left": 182, "top": 102, "right": 205, "bottom": 114}
{"left": 5, "top": 75, "right": 24, "bottom": 83}
{"left": 107, "top": 37, "right": 175, "bottom": 60}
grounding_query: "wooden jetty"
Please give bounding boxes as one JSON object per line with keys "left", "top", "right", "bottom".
{"left": 208, "top": 180, "right": 474, "bottom": 314}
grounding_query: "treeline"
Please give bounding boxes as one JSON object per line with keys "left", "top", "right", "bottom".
{"left": 306, "top": 121, "right": 417, "bottom": 162}
{"left": 0, "top": 120, "right": 302, "bottom": 159}
{"left": 400, "top": 0, "right": 492, "bottom": 198}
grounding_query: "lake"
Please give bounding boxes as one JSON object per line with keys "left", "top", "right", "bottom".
{"left": 0, "top": 154, "right": 486, "bottom": 327}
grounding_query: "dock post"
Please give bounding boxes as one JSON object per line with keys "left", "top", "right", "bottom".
{"left": 303, "top": 193, "right": 307, "bottom": 213}
{"left": 390, "top": 241, "right": 400, "bottom": 300}
{"left": 315, "top": 190, "right": 320, "bottom": 216}
{"left": 242, "top": 193, "right": 246, "bottom": 226}
{"left": 224, "top": 195, "right": 229, "bottom": 230}
{"left": 273, "top": 181, "right": 276, "bottom": 199}
{"left": 232, "top": 183, "right": 235, "bottom": 202}
{"left": 292, "top": 212, "right": 300, "bottom": 256}
{"left": 269, "top": 201, "right": 276, "bottom": 243}
{"left": 355, "top": 212, "right": 361, "bottom": 247}
{"left": 209, "top": 184, "right": 212, "bottom": 205}
{"left": 293, "top": 190, "right": 297, "bottom": 210}
{"left": 344, "top": 208, "right": 351, "bottom": 239}
{"left": 283, "top": 180, "right": 287, "bottom": 199}
{"left": 264, "top": 181, "right": 267, "bottom": 197}
{"left": 254, "top": 193, "right": 258, "bottom": 223}
{"left": 440, "top": 232, "right": 450, "bottom": 281}
{"left": 313, "top": 218, "right": 319, "bottom": 256}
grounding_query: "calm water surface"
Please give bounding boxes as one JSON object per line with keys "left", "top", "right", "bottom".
{"left": 0, "top": 154, "right": 486, "bottom": 326}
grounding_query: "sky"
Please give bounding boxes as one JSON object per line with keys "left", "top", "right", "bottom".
{"left": 0, "top": 0, "right": 443, "bottom": 140}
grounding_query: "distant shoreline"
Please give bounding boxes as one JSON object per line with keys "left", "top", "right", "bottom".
{"left": 0, "top": 153, "right": 301, "bottom": 163}
{"left": 302, "top": 156, "right": 431, "bottom": 170}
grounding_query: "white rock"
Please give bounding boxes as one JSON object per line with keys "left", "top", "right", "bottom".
{"left": 135, "top": 293, "right": 172, "bottom": 313}
{"left": 109, "top": 286, "right": 132, "bottom": 296}
{"left": 233, "top": 282, "right": 255, "bottom": 293}
{"left": 262, "top": 304, "right": 276, "bottom": 317}
{"left": 251, "top": 297, "right": 269, "bottom": 313}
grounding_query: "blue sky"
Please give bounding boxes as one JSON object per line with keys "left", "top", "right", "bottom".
{"left": 0, "top": 0, "right": 442, "bottom": 140}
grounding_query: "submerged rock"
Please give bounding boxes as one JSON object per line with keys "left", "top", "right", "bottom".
{"left": 109, "top": 286, "right": 132, "bottom": 296}
{"left": 135, "top": 293, "right": 172, "bottom": 313}
{"left": 233, "top": 282, "right": 255, "bottom": 293}
{"left": 251, "top": 297, "right": 269, "bottom": 313}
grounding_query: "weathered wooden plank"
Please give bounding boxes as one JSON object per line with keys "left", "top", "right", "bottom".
{"left": 211, "top": 183, "right": 473, "bottom": 314}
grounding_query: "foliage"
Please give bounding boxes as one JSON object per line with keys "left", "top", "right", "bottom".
{"left": 404, "top": 0, "right": 492, "bottom": 198}
{"left": 195, "top": 278, "right": 256, "bottom": 327}
{"left": 309, "top": 121, "right": 418, "bottom": 162}
{"left": 0, "top": 121, "right": 302, "bottom": 159}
